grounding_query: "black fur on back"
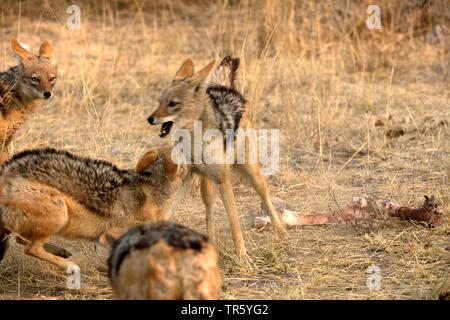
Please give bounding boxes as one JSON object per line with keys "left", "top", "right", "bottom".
{"left": 207, "top": 56, "right": 246, "bottom": 136}
{"left": 2, "top": 148, "right": 159, "bottom": 217}
{"left": 108, "top": 222, "right": 208, "bottom": 279}
{"left": 207, "top": 85, "right": 246, "bottom": 135}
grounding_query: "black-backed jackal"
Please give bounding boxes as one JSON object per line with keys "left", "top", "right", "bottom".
{"left": 0, "top": 40, "right": 57, "bottom": 163}
{"left": 147, "top": 57, "right": 287, "bottom": 266}
{"left": 108, "top": 221, "right": 220, "bottom": 300}
{"left": 0, "top": 146, "right": 188, "bottom": 271}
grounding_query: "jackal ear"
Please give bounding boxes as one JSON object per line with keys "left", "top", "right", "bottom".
{"left": 11, "top": 39, "right": 33, "bottom": 64}
{"left": 189, "top": 59, "right": 216, "bottom": 90}
{"left": 39, "top": 40, "right": 54, "bottom": 63}
{"left": 173, "top": 58, "right": 195, "bottom": 82}
{"left": 136, "top": 149, "right": 160, "bottom": 172}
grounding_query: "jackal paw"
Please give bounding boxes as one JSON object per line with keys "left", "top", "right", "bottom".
{"left": 239, "top": 253, "right": 254, "bottom": 269}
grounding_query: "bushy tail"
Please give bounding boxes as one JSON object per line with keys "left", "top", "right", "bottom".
{"left": 208, "top": 56, "right": 240, "bottom": 88}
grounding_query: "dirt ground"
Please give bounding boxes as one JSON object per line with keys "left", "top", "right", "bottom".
{"left": 0, "top": 0, "right": 448, "bottom": 300}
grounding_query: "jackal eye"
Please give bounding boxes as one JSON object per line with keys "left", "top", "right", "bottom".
{"left": 168, "top": 101, "right": 179, "bottom": 107}
{"left": 30, "top": 76, "right": 40, "bottom": 82}
{"left": 49, "top": 76, "right": 56, "bottom": 83}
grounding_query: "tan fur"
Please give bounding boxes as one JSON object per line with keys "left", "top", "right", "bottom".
{"left": 135, "top": 149, "right": 160, "bottom": 173}
{"left": 148, "top": 58, "right": 288, "bottom": 266}
{"left": 0, "top": 40, "right": 57, "bottom": 163}
{"left": 173, "top": 58, "right": 195, "bottom": 82}
{"left": 110, "top": 228, "right": 220, "bottom": 300}
{"left": 0, "top": 146, "right": 189, "bottom": 271}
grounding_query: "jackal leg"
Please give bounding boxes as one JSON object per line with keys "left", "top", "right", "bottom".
{"left": 25, "top": 236, "right": 79, "bottom": 271}
{"left": 216, "top": 168, "right": 252, "bottom": 267}
{"left": 10, "top": 208, "right": 79, "bottom": 270}
{"left": 238, "top": 163, "right": 288, "bottom": 237}
{"left": 1, "top": 181, "right": 78, "bottom": 270}
{"left": 200, "top": 177, "right": 217, "bottom": 241}
{"left": 15, "top": 237, "right": 72, "bottom": 258}
{"left": 167, "top": 173, "right": 195, "bottom": 220}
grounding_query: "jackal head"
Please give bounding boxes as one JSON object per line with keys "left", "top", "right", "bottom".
{"left": 136, "top": 146, "right": 188, "bottom": 182}
{"left": 12, "top": 39, "right": 57, "bottom": 100}
{"left": 147, "top": 58, "right": 216, "bottom": 138}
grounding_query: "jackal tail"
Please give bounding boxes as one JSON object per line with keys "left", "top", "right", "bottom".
{"left": 209, "top": 56, "right": 240, "bottom": 88}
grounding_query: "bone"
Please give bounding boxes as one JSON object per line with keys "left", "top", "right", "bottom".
{"left": 255, "top": 195, "right": 443, "bottom": 230}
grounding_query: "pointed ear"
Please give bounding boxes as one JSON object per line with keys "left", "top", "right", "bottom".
{"left": 136, "top": 149, "right": 160, "bottom": 172}
{"left": 190, "top": 59, "right": 216, "bottom": 89}
{"left": 11, "top": 39, "right": 33, "bottom": 63}
{"left": 173, "top": 58, "right": 195, "bottom": 82}
{"left": 39, "top": 40, "right": 53, "bottom": 61}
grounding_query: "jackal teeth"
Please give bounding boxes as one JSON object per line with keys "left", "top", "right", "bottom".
{"left": 159, "top": 121, "right": 173, "bottom": 137}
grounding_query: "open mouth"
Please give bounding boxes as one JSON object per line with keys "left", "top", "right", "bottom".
{"left": 159, "top": 121, "right": 173, "bottom": 137}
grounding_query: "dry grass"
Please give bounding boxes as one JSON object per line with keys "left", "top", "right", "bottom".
{"left": 0, "top": 0, "right": 448, "bottom": 300}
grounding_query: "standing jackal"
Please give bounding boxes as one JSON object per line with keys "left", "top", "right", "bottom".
{"left": 0, "top": 40, "right": 57, "bottom": 163}
{"left": 147, "top": 57, "right": 287, "bottom": 266}
{"left": 0, "top": 146, "right": 188, "bottom": 271}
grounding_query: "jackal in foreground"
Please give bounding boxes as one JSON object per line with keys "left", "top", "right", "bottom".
{"left": 0, "top": 40, "right": 57, "bottom": 163}
{"left": 108, "top": 221, "right": 220, "bottom": 300}
{"left": 0, "top": 146, "right": 188, "bottom": 271}
{"left": 147, "top": 57, "right": 288, "bottom": 266}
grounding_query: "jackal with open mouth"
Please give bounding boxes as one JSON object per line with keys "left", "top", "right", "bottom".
{"left": 147, "top": 56, "right": 287, "bottom": 266}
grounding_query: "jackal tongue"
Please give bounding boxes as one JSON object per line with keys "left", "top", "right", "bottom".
{"left": 159, "top": 121, "right": 173, "bottom": 137}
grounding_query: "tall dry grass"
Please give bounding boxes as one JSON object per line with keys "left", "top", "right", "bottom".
{"left": 0, "top": 0, "right": 448, "bottom": 299}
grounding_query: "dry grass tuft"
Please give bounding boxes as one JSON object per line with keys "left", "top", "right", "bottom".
{"left": 0, "top": 0, "right": 448, "bottom": 299}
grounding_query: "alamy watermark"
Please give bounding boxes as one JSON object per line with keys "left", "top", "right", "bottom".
{"left": 67, "top": 5, "right": 81, "bottom": 30}
{"left": 366, "top": 5, "right": 381, "bottom": 30}
{"left": 170, "top": 121, "right": 279, "bottom": 175}
{"left": 66, "top": 265, "right": 81, "bottom": 290}
{"left": 366, "top": 264, "right": 381, "bottom": 291}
